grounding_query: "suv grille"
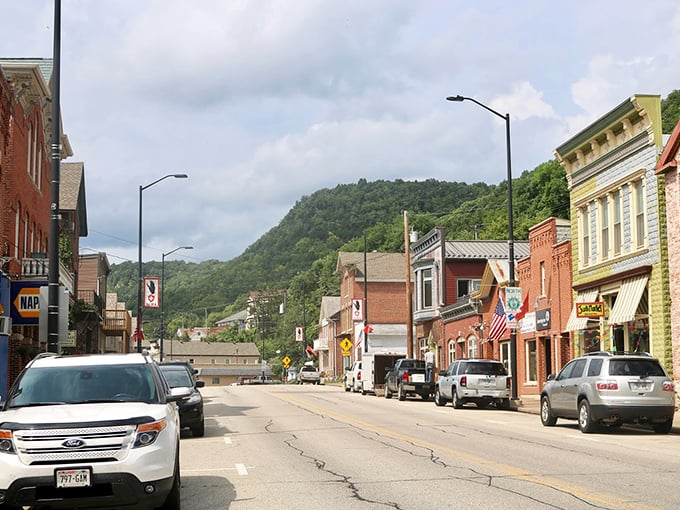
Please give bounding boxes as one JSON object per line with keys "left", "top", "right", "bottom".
{"left": 14, "top": 425, "right": 135, "bottom": 465}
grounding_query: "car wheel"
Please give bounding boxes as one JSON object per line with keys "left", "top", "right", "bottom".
{"left": 157, "top": 451, "right": 181, "bottom": 510}
{"left": 452, "top": 388, "right": 463, "bottom": 409}
{"left": 498, "top": 398, "right": 511, "bottom": 410}
{"left": 420, "top": 392, "right": 430, "bottom": 401}
{"left": 578, "top": 399, "right": 597, "bottom": 433}
{"left": 434, "top": 387, "right": 445, "bottom": 407}
{"left": 345, "top": 382, "right": 351, "bottom": 392}
{"left": 652, "top": 420, "right": 673, "bottom": 434}
{"left": 398, "top": 383, "right": 405, "bottom": 401}
{"left": 191, "top": 421, "right": 205, "bottom": 438}
{"left": 384, "top": 385, "right": 392, "bottom": 399}
{"left": 540, "top": 396, "right": 557, "bottom": 426}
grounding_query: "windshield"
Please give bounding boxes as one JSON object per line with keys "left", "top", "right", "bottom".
{"left": 160, "top": 368, "right": 194, "bottom": 388}
{"left": 7, "top": 364, "right": 158, "bottom": 407}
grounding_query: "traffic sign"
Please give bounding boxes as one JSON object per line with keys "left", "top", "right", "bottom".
{"left": 340, "top": 338, "right": 352, "bottom": 352}
{"left": 282, "top": 355, "right": 291, "bottom": 367}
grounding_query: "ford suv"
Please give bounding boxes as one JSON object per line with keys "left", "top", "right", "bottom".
{"left": 0, "top": 352, "right": 189, "bottom": 509}
{"left": 540, "top": 351, "right": 676, "bottom": 433}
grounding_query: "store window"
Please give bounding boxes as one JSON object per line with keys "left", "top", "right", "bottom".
{"left": 526, "top": 339, "right": 537, "bottom": 382}
{"left": 467, "top": 334, "right": 478, "bottom": 358}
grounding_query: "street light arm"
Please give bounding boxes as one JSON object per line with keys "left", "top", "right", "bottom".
{"left": 141, "top": 173, "right": 188, "bottom": 192}
{"left": 162, "top": 245, "right": 193, "bottom": 259}
{"left": 446, "top": 95, "right": 506, "bottom": 121}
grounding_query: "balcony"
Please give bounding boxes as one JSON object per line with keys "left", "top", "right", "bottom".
{"left": 103, "top": 309, "right": 131, "bottom": 335}
{"left": 21, "top": 257, "right": 75, "bottom": 293}
{"left": 77, "top": 290, "right": 104, "bottom": 313}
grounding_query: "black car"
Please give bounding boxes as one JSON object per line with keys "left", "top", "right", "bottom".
{"left": 159, "top": 361, "right": 205, "bottom": 437}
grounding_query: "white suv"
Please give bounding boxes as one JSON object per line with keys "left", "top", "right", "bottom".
{"left": 0, "top": 352, "right": 189, "bottom": 509}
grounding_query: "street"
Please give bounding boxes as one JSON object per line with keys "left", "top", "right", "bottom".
{"left": 179, "top": 384, "right": 680, "bottom": 510}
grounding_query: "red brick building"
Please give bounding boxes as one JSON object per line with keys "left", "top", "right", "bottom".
{"left": 336, "top": 252, "right": 411, "bottom": 366}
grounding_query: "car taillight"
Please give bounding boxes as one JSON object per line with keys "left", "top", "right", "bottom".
{"left": 506, "top": 377, "right": 511, "bottom": 389}
{"left": 596, "top": 380, "right": 618, "bottom": 391}
{"left": 402, "top": 371, "right": 409, "bottom": 383}
{"left": 663, "top": 381, "right": 675, "bottom": 392}
{"left": 460, "top": 375, "right": 467, "bottom": 387}
{"left": 357, "top": 372, "right": 361, "bottom": 381}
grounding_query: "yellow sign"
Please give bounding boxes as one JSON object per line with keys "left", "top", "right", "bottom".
{"left": 282, "top": 356, "right": 291, "bottom": 367}
{"left": 340, "top": 339, "right": 352, "bottom": 352}
{"left": 576, "top": 302, "right": 605, "bottom": 318}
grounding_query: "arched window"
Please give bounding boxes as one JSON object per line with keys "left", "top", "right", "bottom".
{"left": 467, "top": 334, "right": 478, "bottom": 358}
{"left": 448, "top": 339, "right": 456, "bottom": 365}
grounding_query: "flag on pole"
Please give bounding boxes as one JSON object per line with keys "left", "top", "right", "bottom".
{"left": 514, "top": 293, "right": 529, "bottom": 321}
{"left": 487, "top": 299, "right": 507, "bottom": 340}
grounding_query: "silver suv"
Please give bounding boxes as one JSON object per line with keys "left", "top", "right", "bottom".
{"left": 434, "top": 359, "right": 510, "bottom": 409}
{"left": 540, "top": 352, "right": 676, "bottom": 433}
{"left": 0, "top": 352, "right": 189, "bottom": 509}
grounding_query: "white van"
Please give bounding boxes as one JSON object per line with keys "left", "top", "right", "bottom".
{"left": 344, "top": 360, "right": 362, "bottom": 393}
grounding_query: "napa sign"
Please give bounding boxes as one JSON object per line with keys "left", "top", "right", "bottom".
{"left": 11, "top": 282, "right": 45, "bottom": 324}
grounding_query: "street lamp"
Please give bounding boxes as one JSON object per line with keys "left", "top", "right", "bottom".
{"left": 160, "top": 246, "right": 193, "bottom": 361}
{"left": 446, "top": 95, "right": 518, "bottom": 400}
{"left": 136, "top": 173, "right": 188, "bottom": 353}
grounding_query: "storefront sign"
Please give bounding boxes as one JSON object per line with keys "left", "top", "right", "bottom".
{"left": 536, "top": 309, "right": 551, "bottom": 331}
{"left": 576, "top": 301, "right": 605, "bottom": 318}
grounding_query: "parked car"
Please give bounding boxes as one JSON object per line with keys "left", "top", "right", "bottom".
{"left": 298, "top": 364, "right": 320, "bottom": 385}
{"left": 434, "top": 359, "right": 510, "bottom": 409}
{"left": 0, "top": 352, "right": 188, "bottom": 510}
{"left": 159, "top": 361, "right": 205, "bottom": 437}
{"left": 540, "top": 351, "right": 676, "bottom": 433}
{"left": 344, "top": 360, "right": 362, "bottom": 392}
{"left": 384, "top": 358, "right": 433, "bottom": 401}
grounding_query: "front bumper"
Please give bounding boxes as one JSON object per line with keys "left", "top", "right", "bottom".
{"left": 1, "top": 472, "right": 173, "bottom": 509}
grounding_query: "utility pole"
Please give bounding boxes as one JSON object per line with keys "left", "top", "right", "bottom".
{"left": 404, "top": 211, "right": 414, "bottom": 358}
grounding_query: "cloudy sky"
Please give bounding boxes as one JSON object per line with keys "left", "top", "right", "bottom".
{"left": 2, "top": 1, "right": 679, "bottom": 264}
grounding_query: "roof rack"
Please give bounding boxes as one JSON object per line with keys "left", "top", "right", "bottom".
{"left": 583, "top": 351, "right": 612, "bottom": 357}
{"left": 583, "top": 350, "right": 652, "bottom": 357}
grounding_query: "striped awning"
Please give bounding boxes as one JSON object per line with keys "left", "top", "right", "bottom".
{"left": 608, "top": 275, "right": 649, "bottom": 324}
{"left": 565, "top": 288, "right": 599, "bottom": 331}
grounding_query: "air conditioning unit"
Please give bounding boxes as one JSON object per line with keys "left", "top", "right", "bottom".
{"left": 0, "top": 316, "right": 11, "bottom": 336}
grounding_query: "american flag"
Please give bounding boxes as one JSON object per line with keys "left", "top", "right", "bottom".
{"left": 487, "top": 299, "right": 507, "bottom": 340}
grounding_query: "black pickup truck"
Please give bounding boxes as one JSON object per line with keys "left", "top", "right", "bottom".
{"left": 384, "top": 358, "right": 433, "bottom": 401}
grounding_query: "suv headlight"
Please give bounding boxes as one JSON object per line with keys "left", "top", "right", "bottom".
{"left": 0, "top": 430, "right": 16, "bottom": 454}
{"left": 133, "top": 419, "right": 167, "bottom": 448}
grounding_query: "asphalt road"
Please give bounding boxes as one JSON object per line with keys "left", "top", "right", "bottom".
{"left": 177, "top": 384, "right": 680, "bottom": 510}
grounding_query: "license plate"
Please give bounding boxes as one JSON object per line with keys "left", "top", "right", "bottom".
{"left": 411, "top": 374, "right": 424, "bottom": 383}
{"left": 630, "top": 381, "right": 651, "bottom": 391}
{"left": 479, "top": 378, "right": 493, "bottom": 386}
{"left": 56, "top": 467, "right": 91, "bottom": 488}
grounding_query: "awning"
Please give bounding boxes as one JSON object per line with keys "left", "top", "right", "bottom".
{"left": 608, "top": 275, "right": 649, "bottom": 324}
{"left": 565, "top": 288, "right": 599, "bottom": 331}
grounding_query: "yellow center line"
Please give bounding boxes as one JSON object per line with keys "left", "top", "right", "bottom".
{"left": 275, "top": 392, "right": 661, "bottom": 510}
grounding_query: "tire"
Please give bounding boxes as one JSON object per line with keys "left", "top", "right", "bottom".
{"left": 578, "top": 399, "right": 597, "bottom": 433}
{"left": 434, "top": 387, "right": 446, "bottom": 407}
{"left": 420, "top": 392, "right": 430, "bottom": 401}
{"left": 652, "top": 420, "right": 673, "bottom": 434}
{"left": 398, "top": 383, "right": 405, "bottom": 401}
{"left": 157, "top": 452, "right": 181, "bottom": 510}
{"left": 540, "top": 396, "right": 557, "bottom": 426}
{"left": 452, "top": 388, "right": 463, "bottom": 409}
{"left": 384, "top": 385, "right": 392, "bottom": 399}
{"left": 498, "top": 398, "right": 511, "bottom": 410}
{"left": 191, "top": 420, "right": 205, "bottom": 438}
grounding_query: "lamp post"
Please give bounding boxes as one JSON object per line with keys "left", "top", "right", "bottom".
{"left": 136, "top": 173, "right": 188, "bottom": 353}
{"left": 160, "top": 246, "right": 193, "bottom": 361}
{"left": 446, "top": 95, "right": 518, "bottom": 400}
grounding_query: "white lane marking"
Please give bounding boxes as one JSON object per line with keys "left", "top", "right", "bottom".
{"left": 235, "top": 463, "right": 248, "bottom": 476}
{"left": 224, "top": 436, "right": 232, "bottom": 444}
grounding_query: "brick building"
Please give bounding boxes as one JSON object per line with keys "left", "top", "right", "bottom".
{"left": 336, "top": 252, "right": 410, "bottom": 366}
{"left": 514, "top": 217, "right": 573, "bottom": 396}
{"left": 655, "top": 118, "right": 680, "bottom": 381}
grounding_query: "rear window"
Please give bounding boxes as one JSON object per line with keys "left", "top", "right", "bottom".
{"left": 463, "top": 362, "right": 507, "bottom": 375}
{"left": 400, "top": 360, "right": 426, "bottom": 369}
{"left": 301, "top": 366, "right": 317, "bottom": 373}
{"left": 608, "top": 359, "right": 666, "bottom": 377}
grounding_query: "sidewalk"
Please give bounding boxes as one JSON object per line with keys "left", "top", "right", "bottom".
{"left": 511, "top": 395, "right": 680, "bottom": 433}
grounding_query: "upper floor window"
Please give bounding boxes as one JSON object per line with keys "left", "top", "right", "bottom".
{"left": 580, "top": 205, "right": 591, "bottom": 267}
{"left": 457, "top": 278, "right": 481, "bottom": 298}
{"left": 612, "top": 190, "right": 622, "bottom": 255}
{"left": 599, "top": 196, "right": 609, "bottom": 260}
{"left": 539, "top": 262, "right": 546, "bottom": 296}
{"left": 634, "top": 180, "right": 645, "bottom": 248}
{"left": 421, "top": 268, "right": 433, "bottom": 308}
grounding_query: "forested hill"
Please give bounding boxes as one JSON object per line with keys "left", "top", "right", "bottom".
{"left": 107, "top": 160, "right": 570, "bottom": 328}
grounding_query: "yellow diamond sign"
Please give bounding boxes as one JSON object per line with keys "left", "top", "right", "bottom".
{"left": 340, "top": 339, "right": 352, "bottom": 352}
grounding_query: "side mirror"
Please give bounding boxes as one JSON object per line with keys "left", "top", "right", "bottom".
{"left": 168, "top": 386, "right": 192, "bottom": 402}
{"left": 195, "top": 380, "right": 205, "bottom": 388}
{"left": 546, "top": 374, "right": 556, "bottom": 381}
{"left": 438, "top": 370, "right": 446, "bottom": 376}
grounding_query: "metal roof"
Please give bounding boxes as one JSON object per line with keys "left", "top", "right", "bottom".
{"left": 445, "top": 240, "right": 530, "bottom": 260}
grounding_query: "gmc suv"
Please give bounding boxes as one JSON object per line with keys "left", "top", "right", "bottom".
{"left": 0, "top": 352, "right": 189, "bottom": 509}
{"left": 540, "top": 351, "right": 675, "bottom": 433}
{"left": 434, "top": 359, "right": 511, "bottom": 409}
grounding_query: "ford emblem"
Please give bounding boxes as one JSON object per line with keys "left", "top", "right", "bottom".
{"left": 62, "top": 438, "right": 86, "bottom": 449}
